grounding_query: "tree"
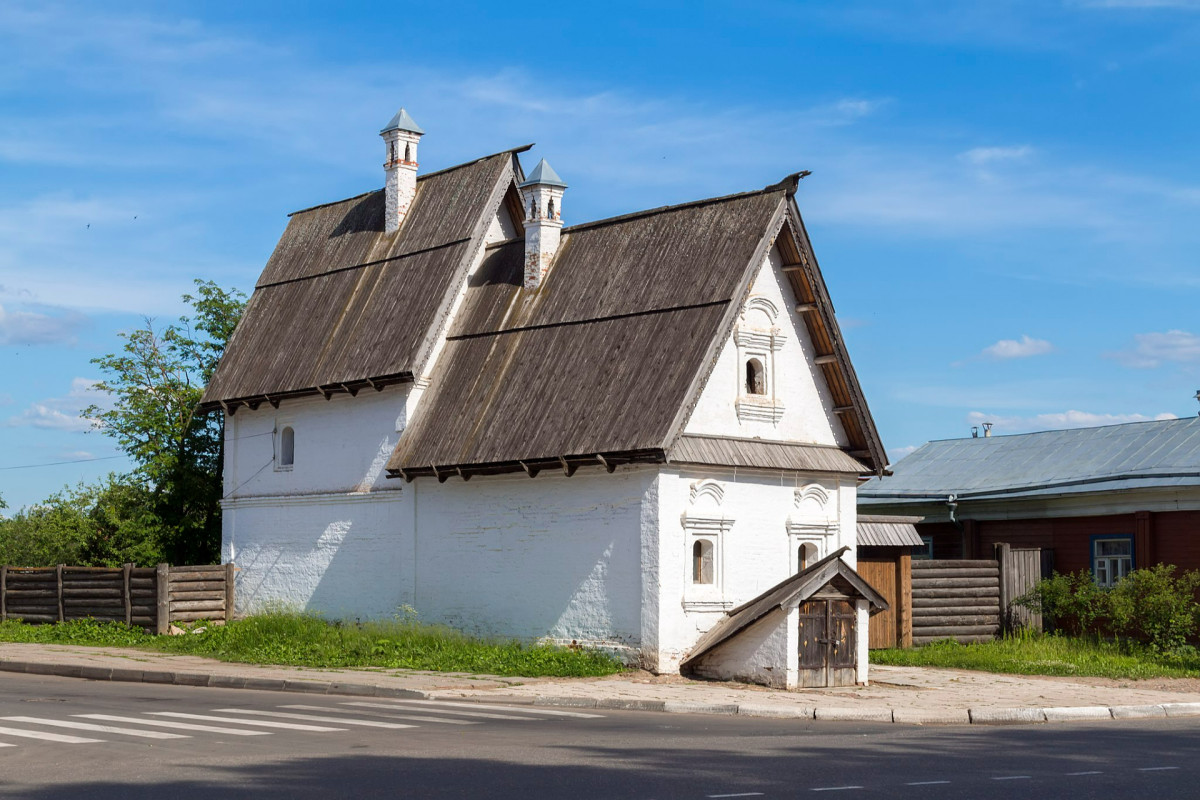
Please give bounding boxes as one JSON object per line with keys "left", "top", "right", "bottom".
{"left": 85, "top": 280, "right": 245, "bottom": 564}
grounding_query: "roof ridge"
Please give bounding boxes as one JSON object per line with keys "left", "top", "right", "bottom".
{"left": 561, "top": 184, "right": 785, "bottom": 235}
{"left": 287, "top": 145, "right": 533, "bottom": 217}
{"left": 925, "top": 415, "right": 1195, "bottom": 445}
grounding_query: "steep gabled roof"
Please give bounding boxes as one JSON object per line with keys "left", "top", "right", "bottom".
{"left": 199, "top": 149, "right": 522, "bottom": 410}
{"left": 386, "top": 186, "right": 790, "bottom": 479}
{"left": 860, "top": 416, "right": 1200, "bottom": 504}
{"left": 681, "top": 547, "right": 888, "bottom": 668}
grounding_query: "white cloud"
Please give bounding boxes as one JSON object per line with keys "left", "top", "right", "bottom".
{"left": 967, "top": 409, "right": 1177, "bottom": 434}
{"left": 981, "top": 335, "right": 1054, "bottom": 360}
{"left": 960, "top": 146, "right": 1034, "bottom": 165}
{"left": 888, "top": 444, "right": 919, "bottom": 462}
{"left": 6, "top": 378, "right": 107, "bottom": 432}
{"left": 0, "top": 303, "right": 87, "bottom": 345}
{"left": 1105, "top": 330, "right": 1200, "bottom": 368}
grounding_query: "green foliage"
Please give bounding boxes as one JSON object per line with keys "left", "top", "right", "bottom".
{"left": 84, "top": 280, "right": 245, "bottom": 565}
{"left": 0, "top": 613, "right": 628, "bottom": 678}
{"left": 1017, "top": 566, "right": 1200, "bottom": 653}
{"left": 0, "top": 476, "right": 161, "bottom": 567}
{"left": 871, "top": 632, "right": 1200, "bottom": 680}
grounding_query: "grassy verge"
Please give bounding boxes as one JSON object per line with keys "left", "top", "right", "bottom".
{"left": 871, "top": 633, "right": 1200, "bottom": 680}
{"left": 0, "top": 615, "right": 627, "bottom": 678}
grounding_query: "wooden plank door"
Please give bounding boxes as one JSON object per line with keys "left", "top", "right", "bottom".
{"left": 830, "top": 599, "right": 857, "bottom": 687}
{"left": 797, "top": 600, "right": 828, "bottom": 688}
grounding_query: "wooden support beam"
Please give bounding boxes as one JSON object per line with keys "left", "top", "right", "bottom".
{"left": 813, "top": 354, "right": 838, "bottom": 365}
{"left": 596, "top": 454, "right": 616, "bottom": 474}
{"left": 267, "top": 396, "right": 280, "bottom": 409}
{"left": 833, "top": 405, "right": 855, "bottom": 414}
{"left": 456, "top": 466, "right": 471, "bottom": 482}
{"left": 155, "top": 563, "right": 169, "bottom": 635}
{"left": 520, "top": 460, "right": 539, "bottom": 478}
{"left": 559, "top": 456, "right": 578, "bottom": 478}
{"left": 795, "top": 302, "right": 817, "bottom": 313}
{"left": 341, "top": 383, "right": 359, "bottom": 397}
{"left": 782, "top": 264, "right": 806, "bottom": 273}
{"left": 247, "top": 400, "right": 261, "bottom": 411}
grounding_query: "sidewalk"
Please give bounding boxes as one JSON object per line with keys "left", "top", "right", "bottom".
{"left": 4, "top": 641, "right": 1200, "bottom": 726}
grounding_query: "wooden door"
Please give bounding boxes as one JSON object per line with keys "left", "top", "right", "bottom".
{"left": 797, "top": 598, "right": 859, "bottom": 687}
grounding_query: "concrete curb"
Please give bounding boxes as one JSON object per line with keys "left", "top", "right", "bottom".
{"left": 7, "top": 657, "right": 1200, "bottom": 727}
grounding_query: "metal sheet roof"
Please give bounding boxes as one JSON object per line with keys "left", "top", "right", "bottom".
{"left": 860, "top": 417, "right": 1200, "bottom": 504}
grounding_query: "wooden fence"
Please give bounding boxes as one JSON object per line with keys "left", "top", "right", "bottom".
{"left": 859, "top": 556, "right": 912, "bottom": 649}
{"left": 910, "top": 545, "right": 1044, "bottom": 645}
{"left": 0, "top": 563, "right": 235, "bottom": 633}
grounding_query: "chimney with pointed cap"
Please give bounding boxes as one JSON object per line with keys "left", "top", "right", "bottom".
{"left": 519, "top": 158, "right": 567, "bottom": 289}
{"left": 380, "top": 108, "right": 424, "bottom": 233}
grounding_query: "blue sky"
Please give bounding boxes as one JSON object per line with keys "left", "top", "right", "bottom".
{"left": 2, "top": 1, "right": 1198, "bottom": 511}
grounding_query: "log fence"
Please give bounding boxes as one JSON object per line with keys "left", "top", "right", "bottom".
{"left": 0, "top": 563, "right": 235, "bottom": 633}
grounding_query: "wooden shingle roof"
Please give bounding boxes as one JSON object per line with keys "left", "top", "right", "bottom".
{"left": 199, "top": 150, "right": 521, "bottom": 410}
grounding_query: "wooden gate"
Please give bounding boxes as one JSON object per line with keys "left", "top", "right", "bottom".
{"left": 858, "top": 556, "right": 912, "bottom": 649}
{"left": 797, "top": 595, "right": 857, "bottom": 687}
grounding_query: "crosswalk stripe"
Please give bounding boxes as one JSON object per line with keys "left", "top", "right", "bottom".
{"left": 1, "top": 717, "right": 187, "bottom": 740}
{"left": 147, "top": 712, "right": 346, "bottom": 732}
{"left": 340, "top": 701, "right": 537, "bottom": 721}
{"left": 387, "top": 699, "right": 604, "bottom": 719}
{"left": 280, "top": 705, "right": 479, "bottom": 725}
{"left": 0, "top": 725, "right": 102, "bottom": 744}
{"left": 75, "top": 714, "right": 272, "bottom": 736}
{"left": 213, "top": 709, "right": 415, "bottom": 729}
{"left": 0, "top": 742, "right": 16, "bottom": 748}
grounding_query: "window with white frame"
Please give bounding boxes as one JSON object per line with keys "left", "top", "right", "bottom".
{"left": 276, "top": 424, "right": 295, "bottom": 471}
{"left": 682, "top": 480, "right": 733, "bottom": 609}
{"left": 1093, "top": 536, "right": 1133, "bottom": 588}
{"left": 733, "top": 296, "right": 785, "bottom": 423}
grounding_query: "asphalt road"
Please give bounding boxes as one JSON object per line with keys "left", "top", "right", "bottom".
{"left": 0, "top": 673, "right": 1198, "bottom": 799}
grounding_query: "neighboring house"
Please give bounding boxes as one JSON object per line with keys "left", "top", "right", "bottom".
{"left": 199, "top": 109, "right": 886, "bottom": 673}
{"left": 858, "top": 417, "right": 1200, "bottom": 585}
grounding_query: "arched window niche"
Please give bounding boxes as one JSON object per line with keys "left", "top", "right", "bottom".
{"left": 277, "top": 425, "right": 295, "bottom": 471}
{"left": 798, "top": 542, "right": 819, "bottom": 572}
{"left": 693, "top": 539, "right": 715, "bottom": 585}
{"left": 745, "top": 358, "right": 766, "bottom": 395}
{"left": 734, "top": 294, "right": 786, "bottom": 423}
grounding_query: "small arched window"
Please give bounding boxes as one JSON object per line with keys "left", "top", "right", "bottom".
{"left": 547, "top": 197, "right": 556, "bottom": 219}
{"left": 279, "top": 426, "right": 295, "bottom": 468}
{"left": 798, "top": 543, "right": 818, "bottom": 572}
{"left": 692, "top": 540, "right": 714, "bottom": 585}
{"left": 403, "top": 141, "right": 411, "bottom": 162}
{"left": 745, "top": 358, "right": 766, "bottom": 395}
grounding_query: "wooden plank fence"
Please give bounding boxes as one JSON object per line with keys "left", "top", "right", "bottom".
{"left": 0, "top": 563, "right": 235, "bottom": 633}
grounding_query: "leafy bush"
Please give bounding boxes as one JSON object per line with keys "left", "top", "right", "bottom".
{"left": 1017, "top": 565, "right": 1200, "bottom": 653}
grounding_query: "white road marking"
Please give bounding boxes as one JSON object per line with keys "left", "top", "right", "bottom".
{"left": 0, "top": 742, "right": 15, "bottom": 748}
{"left": 214, "top": 709, "right": 414, "bottom": 729}
{"left": 340, "top": 701, "right": 536, "bottom": 721}
{"left": 1, "top": 717, "right": 186, "bottom": 740}
{"left": 905, "top": 781, "right": 951, "bottom": 785}
{"left": 1066, "top": 771, "right": 1104, "bottom": 776}
{"left": 280, "top": 705, "right": 479, "bottom": 725}
{"left": 0, "top": 725, "right": 102, "bottom": 744}
{"left": 991, "top": 776, "right": 1031, "bottom": 780}
{"left": 1139, "top": 767, "right": 1179, "bottom": 771}
{"left": 148, "top": 712, "right": 346, "bottom": 732}
{"left": 707, "top": 793, "right": 765, "bottom": 798}
{"left": 387, "top": 699, "right": 603, "bottom": 719}
{"left": 810, "top": 787, "right": 863, "bottom": 792}
{"left": 75, "top": 715, "right": 272, "bottom": 736}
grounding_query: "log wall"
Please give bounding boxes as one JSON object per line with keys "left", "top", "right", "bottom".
{"left": 0, "top": 563, "right": 235, "bottom": 632}
{"left": 910, "top": 559, "right": 1001, "bottom": 645}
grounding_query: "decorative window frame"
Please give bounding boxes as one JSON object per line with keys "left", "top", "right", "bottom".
{"left": 682, "top": 480, "right": 733, "bottom": 611}
{"left": 274, "top": 418, "right": 295, "bottom": 473}
{"left": 734, "top": 295, "right": 786, "bottom": 424}
{"left": 786, "top": 484, "right": 837, "bottom": 572}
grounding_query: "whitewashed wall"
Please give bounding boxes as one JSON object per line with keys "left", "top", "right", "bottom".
{"left": 649, "top": 466, "right": 856, "bottom": 672}
{"left": 684, "top": 244, "right": 849, "bottom": 447}
{"left": 688, "top": 609, "right": 791, "bottom": 688}
{"left": 411, "top": 467, "right": 655, "bottom": 660}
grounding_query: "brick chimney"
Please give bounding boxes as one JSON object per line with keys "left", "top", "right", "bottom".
{"left": 519, "top": 159, "right": 567, "bottom": 289}
{"left": 380, "top": 108, "right": 424, "bottom": 234}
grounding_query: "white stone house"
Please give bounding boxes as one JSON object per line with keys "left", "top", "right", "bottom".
{"left": 199, "top": 109, "right": 887, "bottom": 675}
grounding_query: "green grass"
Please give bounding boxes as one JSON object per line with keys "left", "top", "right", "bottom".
{"left": 0, "top": 614, "right": 628, "bottom": 678}
{"left": 871, "top": 633, "right": 1200, "bottom": 680}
